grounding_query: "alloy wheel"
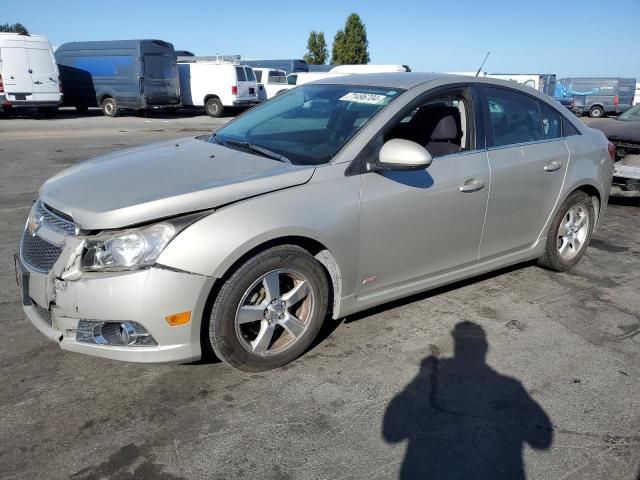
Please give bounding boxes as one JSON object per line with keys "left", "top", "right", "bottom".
{"left": 234, "top": 269, "right": 314, "bottom": 356}
{"left": 557, "top": 205, "right": 589, "bottom": 260}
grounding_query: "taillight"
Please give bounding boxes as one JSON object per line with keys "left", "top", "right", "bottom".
{"left": 570, "top": 97, "right": 575, "bottom": 107}
{"left": 608, "top": 142, "right": 616, "bottom": 162}
{"left": 231, "top": 86, "right": 238, "bottom": 95}
{"left": 0, "top": 74, "right": 4, "bottom": 93}
{"left": 613, "top": 95, "right": 619, "bottom": 106}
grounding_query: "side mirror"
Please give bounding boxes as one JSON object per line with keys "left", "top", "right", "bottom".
{"left": 376, "top": 139, "right": 433, "bottom": 171}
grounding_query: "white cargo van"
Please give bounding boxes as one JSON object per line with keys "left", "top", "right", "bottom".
{"left": 177, "top": 56, "right": 259, "bottom": 117}
{"left": 0, "top": 32, "right": 62, "bottom": 115}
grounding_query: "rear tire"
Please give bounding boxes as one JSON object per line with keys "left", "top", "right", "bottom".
{"left": 205, "top": 97, "right": 223, "bottom": 117}
{"left": 538, "top": 191, "right": 595, "bottom": 272}
{"left": 589, "top": 105, "right": 604, "bottom": 118}
{"left": 101, "top": 97, "right": 119, "bottom": 117}
{"left": 208, "top": 245, "right": 329, "bottom": 372}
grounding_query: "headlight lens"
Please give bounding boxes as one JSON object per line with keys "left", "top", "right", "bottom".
{"left": 81, "top": 223, "right": 176, "bottom": 271}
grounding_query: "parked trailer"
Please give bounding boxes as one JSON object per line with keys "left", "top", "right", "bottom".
{"left": 329, "top": 64, "right": 411, "bottom": 74}
{"left": 0, "top": 32, "right": 62, "bottom": 116}
{"left": 55, "top": 39, "right": 181, "bottom": 116}
{"left": 485, "top": 73, "right": 557, "bottom": 97}
{"left": 556, "top": 77, "right": 636, "bottom": 118}
{"left": 244, "top": 59, "right": 309, "bottom": 76}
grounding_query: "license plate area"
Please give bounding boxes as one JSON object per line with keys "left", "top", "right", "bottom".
{"left": 14, "top": 254, "right": 31, "bottom": 306}
{"left": 14, "top": 94, "right": 27, "bottom": 101}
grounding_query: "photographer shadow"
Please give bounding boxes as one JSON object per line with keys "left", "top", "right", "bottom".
{"left": 383, "top": 321, "right": 553, "bottom": 479}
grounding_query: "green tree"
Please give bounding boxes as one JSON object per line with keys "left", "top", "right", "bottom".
{"left": 0, "top": 22, "right": 29, "bottom": 34}
{"left": 331, "top": 13, "right": 369, "bottom": 65}
{"left": 304, "top": 31, "right": 328, "bottom": 65}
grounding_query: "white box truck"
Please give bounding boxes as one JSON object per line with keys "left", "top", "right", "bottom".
{"left": 178, "top": 56, "right": 259, "bottom": 117}
{"left": 0, "top": 32, "right": 62, "bottom": 116}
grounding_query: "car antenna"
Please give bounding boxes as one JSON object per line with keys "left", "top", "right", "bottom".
{"left": 475, "top": 51, "right": 490, "bottom": 77}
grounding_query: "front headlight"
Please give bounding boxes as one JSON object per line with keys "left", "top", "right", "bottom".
{"left": 80, "top": 211, "right": 210, "bottom": 272}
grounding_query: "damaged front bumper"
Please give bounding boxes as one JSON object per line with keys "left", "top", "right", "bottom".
{"left": 16, "top": 222, "right": 215, "bottom": 363}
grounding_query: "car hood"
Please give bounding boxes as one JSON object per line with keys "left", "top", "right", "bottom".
{"left": 40, "top": 137, "right": 315, "bottom": 230}
{"left": 589, "top": 118, "right": 640, "bottom": 143}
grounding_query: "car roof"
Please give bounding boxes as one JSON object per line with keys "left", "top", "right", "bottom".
{"left": 311, "top": 71, "right": 564, "bottom": 102}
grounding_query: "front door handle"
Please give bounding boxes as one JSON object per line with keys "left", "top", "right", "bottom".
{"left": 33, "top": 81, "right": 42, "bottom": 85}
{"left": 544, "top": 160, "right": 562, "bottom": 172}
{"left": 459, "top": 178, "right": 485, "bottom": 193}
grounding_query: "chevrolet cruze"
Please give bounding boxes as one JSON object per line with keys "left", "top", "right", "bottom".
{"left": 15, "top": 73, "right": 614, "bottom": 371}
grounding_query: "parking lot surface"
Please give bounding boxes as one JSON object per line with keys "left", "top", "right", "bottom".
{"left": 1, "top": 110, "right": 639, "bottom": 480}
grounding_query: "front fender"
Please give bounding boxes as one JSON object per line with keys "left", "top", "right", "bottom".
{"left": 157, "top": 164, "right": 361, "bottom": 297}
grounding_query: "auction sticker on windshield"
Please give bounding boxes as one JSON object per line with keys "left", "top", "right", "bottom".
{"left": 339, "top": 92, "right": 390, "bottom": 105}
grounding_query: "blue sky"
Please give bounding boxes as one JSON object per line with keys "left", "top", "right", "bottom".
{"left": 5, "top": 0, "right": 639, "bottom": 78}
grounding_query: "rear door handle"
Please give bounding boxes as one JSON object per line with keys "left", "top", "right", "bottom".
{"left": 544, "top": 160, "right": 562, "bottom": 172}
{"left": 33, "top": 81, "right": 42, "bottom": 85}
{"left": 459, "top": 178, "right": 485, "bottom": 193}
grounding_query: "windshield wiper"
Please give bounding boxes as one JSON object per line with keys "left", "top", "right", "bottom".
{"left": 223, "top": 139, "right": 292, "bottom": 164}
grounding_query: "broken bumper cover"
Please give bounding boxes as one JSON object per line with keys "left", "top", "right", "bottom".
{"left": 20, "top": 254, "right": 215, "bottom": 364}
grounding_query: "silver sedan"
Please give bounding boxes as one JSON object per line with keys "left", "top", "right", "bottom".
{"left": 16, "top": 73, "right": 614, "bottom": 371}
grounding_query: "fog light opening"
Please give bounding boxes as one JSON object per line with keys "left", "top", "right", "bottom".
{"left": 76, "top": 320, "right": 157, "bottom": 347}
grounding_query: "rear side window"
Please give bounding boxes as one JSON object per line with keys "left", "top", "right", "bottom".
{"left": 486, "top": 87, "right": 542, "bottom": 147}
{"left": 254, "top": 70, "right": 263, "bottom": 82}
{"left": 245, "top": 67, "right": 256, "bottom": 82}
{"left": 67, "top": 55, "right": 135, "bottom": 78}
{"left": 562, "top": 117, "right": 580, "bottom": 136}
{"left": 539, "top": 102, "right": 562, "bottom": 140}
{"left": 235, "top": 66, "right": 247, "bottom": 81}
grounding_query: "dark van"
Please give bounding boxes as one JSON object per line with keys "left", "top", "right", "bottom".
{"left": 556, "top": 77, "right": 636, "bottom": 118}
{"left": 55, "top": 39, "right": 181, "bottom": 116}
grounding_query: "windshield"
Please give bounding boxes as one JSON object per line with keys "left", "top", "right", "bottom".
{"left": 618, "top": 104, "right": 640, "bottom": 121}
{"left": 212, "top": 84, "right": 402, "bottom": 165}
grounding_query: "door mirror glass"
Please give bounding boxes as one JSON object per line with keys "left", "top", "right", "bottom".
{"left": 377, "top": 139, "right": 433, "bottom": 170}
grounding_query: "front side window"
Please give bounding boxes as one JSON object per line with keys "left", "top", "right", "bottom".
{"left": 385, "top": 90, "right": 472, "bottom": 157}
{"left": 486, "top": 87, "right": 542, "bottom": 147}
{"left": 540, "top": 102, "right": 562, "bottom": 140}
{"left": 213, "top": 84, "right": 402, "bottom": 165}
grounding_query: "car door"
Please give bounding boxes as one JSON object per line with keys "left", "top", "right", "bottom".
{"left": 356, "top": 86, "right": 490, "bottom": 296}
{"left": 26, "top": 40, "right": 59, "bottom": 102}
{"left": 479, "top": 86, "right": 569, "bottom": 259}
{"left": 0, "top": 37, "right": 33, "bottom": 101}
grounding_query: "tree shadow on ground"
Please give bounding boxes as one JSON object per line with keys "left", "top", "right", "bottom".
{"left": 383, "top": 321, "right": 553, "bottom": 479}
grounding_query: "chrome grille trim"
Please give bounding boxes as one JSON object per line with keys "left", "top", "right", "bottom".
{"left": 20, "top": 230, "right": 64, "bottom": 273}
{"left": 37, "top": 201, "right": 76, "bottom": 235}
{"left": 32, "top": 300, "right": 52, "bottom": 326}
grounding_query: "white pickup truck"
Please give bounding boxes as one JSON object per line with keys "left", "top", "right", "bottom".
{"left": 251, "top": 68, "right": 293, "bottom": 100}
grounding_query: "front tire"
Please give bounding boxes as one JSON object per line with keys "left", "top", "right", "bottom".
{"left": 538, "top": 191, "right": 595, "bottom": 271}
{"left": 208, "top": 245, "right": 329, "bottom": 371}
{"left": 101, "top": 97, "right": 119, "bottom": 117}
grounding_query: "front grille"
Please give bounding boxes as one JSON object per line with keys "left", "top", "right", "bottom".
{"left": 37, "top": 201, "right": 76, "bottom": 235}
{"left": 32, "top": 300, "right": 52, "bottom": 326}
{"left": 20, "top": 231, "right": 63, "bottom": 272}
